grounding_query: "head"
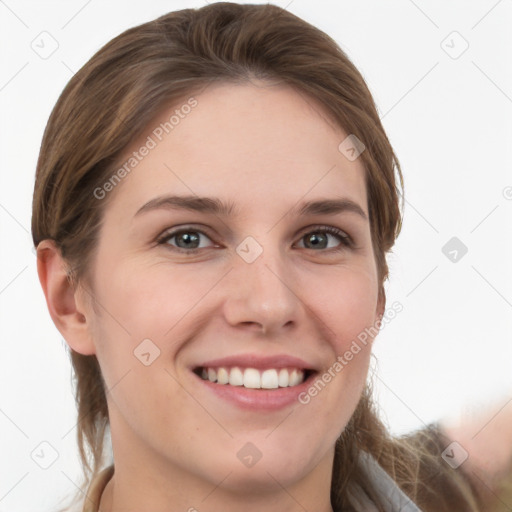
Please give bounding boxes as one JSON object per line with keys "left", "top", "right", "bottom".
{"left": 32, "top": 2, "right": 403, "bottom": 507}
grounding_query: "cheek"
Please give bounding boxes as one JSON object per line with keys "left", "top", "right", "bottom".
{"left": 93, "top": 259, "right": 217, "bottom": 340}
{"left": 295, "top": 267, "right": 378, "bottom": 426}
{"left": 89, "top": 261, "right": 225, "bottom": 396}
{"left": 311, "top": 266, "right": 380, "bottom": 351}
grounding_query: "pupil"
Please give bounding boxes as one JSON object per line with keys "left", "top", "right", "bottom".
{"left": 177, "top": 232, "right": 199, "bottom": 248}
{"left": 306, "top": 233, "right": 326, "bottom": 249}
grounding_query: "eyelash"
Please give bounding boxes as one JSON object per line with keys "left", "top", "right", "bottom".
{"left": 156, "top": 225, "right": 354, "bottom": 255}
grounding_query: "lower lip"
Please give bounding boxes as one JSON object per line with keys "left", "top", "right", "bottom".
{"left": 192, "top": 371, "right": 317, "bottom": 411}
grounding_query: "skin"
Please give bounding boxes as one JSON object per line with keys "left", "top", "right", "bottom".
{"left": 37, "top": 81, "right": 386, "bottom": 512}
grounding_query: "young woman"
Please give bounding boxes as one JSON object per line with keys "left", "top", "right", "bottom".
{"left": 32, "top": 3, "right": 511, "bottom": 511}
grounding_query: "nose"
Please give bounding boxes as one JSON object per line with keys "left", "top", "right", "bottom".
{"left": 222, "top": 244, "right": 301, "bottom": 335}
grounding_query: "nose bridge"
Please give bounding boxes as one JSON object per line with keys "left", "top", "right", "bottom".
{"left": 223, "top": 236, "right": 300, "bottom": 332}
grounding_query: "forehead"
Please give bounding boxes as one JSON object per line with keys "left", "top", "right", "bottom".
{"left": 107, "top": 81, "right": 368, "bottom": 217}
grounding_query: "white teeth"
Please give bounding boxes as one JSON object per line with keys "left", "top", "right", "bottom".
{"left": 198, "top": 366, "right": 307, "bottom": 389}
{"left": 243, "top": 368, "right": 261, "bottom": 389}
{"left": 261, "top": 369, "right": 279, "bottom": 389}
{"left": 289, "top": 369, "right": 301, "bottom": 386}
{"left": 217, "top": 367, "right": 229, "bottom": 384}
{"left": 278, "top": 368, "right": 289, "bottom": 387}
{"left": 229, "top": 367, "right": 244, "bottom": 386}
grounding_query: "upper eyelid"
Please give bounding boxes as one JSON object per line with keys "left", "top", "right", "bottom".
{"left": 157, "top": 224, "right": 352, "bottom": 246}
{"left": 157, "top": 225, "right": 217, "bottom": 242}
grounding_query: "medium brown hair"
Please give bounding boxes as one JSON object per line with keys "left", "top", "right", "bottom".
{"left": 32, "top": 3, "right": 483, "bottom": 510}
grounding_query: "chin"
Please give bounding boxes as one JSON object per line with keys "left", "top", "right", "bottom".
{"left": 218, "top": 459, "right": 309, "bottom": 495}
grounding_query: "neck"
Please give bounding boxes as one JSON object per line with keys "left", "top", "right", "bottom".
{"left": 100, "top": 474, "right": 335, "bottom": 512}
{"left": 99, "top": 420, "right": 335, "bottom": 512}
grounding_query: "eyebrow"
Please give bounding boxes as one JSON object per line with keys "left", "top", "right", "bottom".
{"left": 134, "top": 195, "right": 368, "bottom": 221}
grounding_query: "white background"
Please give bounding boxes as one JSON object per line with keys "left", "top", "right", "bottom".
{"left": 0, "top": 1, "right": 511, "bottom": 510}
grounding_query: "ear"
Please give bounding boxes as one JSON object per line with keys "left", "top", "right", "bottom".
{"left": 376, "top": 286, "right": 386, "bottom": 326}
{"left": 36, "top": 239, "right": 96, "bottom": 355}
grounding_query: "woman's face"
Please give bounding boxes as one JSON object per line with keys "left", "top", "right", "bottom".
{"left": 81, "top": 81, "right": 384, "bottom": 498}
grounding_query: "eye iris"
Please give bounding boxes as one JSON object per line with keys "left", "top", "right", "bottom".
{"left": 176, "top": 232, "right": 200, "bottom": 248}
{"left": 304, "top": 232, "right": 327, "bottom": 249}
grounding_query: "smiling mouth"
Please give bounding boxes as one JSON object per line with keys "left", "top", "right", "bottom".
{"left": 193, "top": 366, "right": 316, "bottom": 389}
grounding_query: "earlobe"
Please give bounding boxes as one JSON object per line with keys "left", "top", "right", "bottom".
{"left": 376, "top": 287, "right": 386, "bottom": 326}
{"left": 36, "top": 239, "right": 96, "bottom": 355}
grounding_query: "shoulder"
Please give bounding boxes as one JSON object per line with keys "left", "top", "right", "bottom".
{"left": 80, "top": 465, "right": 115, "bottom": 512}
{"left": 397, "top": 422, "right": 512, "bottom": 512}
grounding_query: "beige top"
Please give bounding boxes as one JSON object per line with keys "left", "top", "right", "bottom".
{"left": 82, "top": 465, "right": 114, "bottom": 512}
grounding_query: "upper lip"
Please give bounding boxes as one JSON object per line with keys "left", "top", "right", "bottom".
{"left": 192, "top": 353, "right": 318, "bottom": 371}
